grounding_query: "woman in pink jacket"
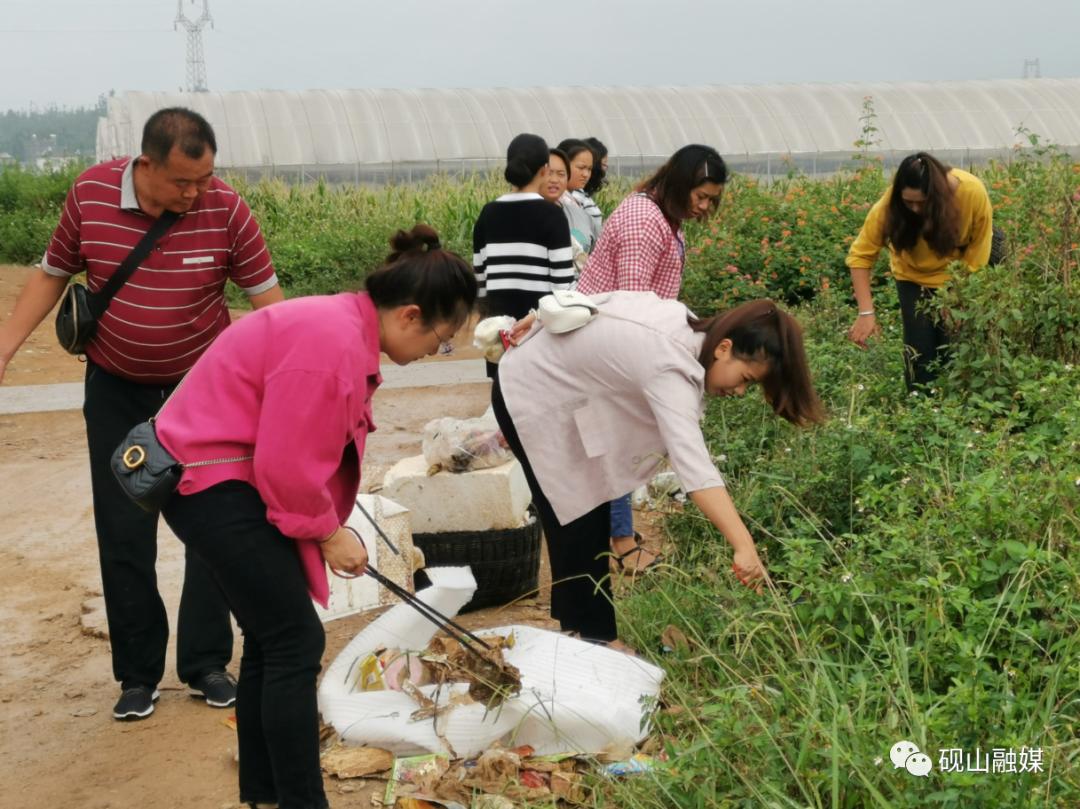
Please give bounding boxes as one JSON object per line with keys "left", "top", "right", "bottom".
{"left": 153, "top": 225, "right": 476, "bottom": 809}
{"left": 493, "top": 293, "right": 823, "bottom": 646}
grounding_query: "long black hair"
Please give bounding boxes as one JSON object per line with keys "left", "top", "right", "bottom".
{"left": 639, "top": 144, "right": 727, "bottom": 226}
{"left": 582, "top": 136, "right": 608, "bottom": 195}
{"left": 690, "top": 298, "right": 823, "bottom": 426}
{"left": 884, "top": 152, "right": 960, "bottom": 256}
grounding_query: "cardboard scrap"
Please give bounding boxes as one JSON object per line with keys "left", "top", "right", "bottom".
{"left": 321, "top": 744, "right": 395, "bottom": 779}
{"left": 384, "top": 753, "right": 451, "bottom": 805}
{"left": 660, "top": 624, "right": 691, "bottom": 653}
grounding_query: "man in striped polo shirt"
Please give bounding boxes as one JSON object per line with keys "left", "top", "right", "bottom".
{"left": 0, "top": 108, "right": 284, "bottom": 721}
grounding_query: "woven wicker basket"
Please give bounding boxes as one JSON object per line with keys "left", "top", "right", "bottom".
{"left": 412, "top": 509, "right": 541, "bottom": 613}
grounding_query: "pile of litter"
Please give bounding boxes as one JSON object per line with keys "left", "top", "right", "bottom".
{"left": 321, "top": 740, "right": 667, "bottom": 808}
{"left": 319, "top": 567, "right": 665, "bottom": 759}
{"left": 315, "top": 566, "right": 667, "bottom": 806}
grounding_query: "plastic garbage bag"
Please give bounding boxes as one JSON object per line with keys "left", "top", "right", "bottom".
{"left": 422, "top": 409, "right": 513, "bottom": 474}
{"left": 472, "top": 316, "right": 516, "bottom": 364}
{"left": 318, "top": 567, "right": 666, "bottom": 758}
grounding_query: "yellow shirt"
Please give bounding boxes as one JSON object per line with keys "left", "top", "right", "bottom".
{"left": 845, "top": 168, "right": 993, "bottom": 288}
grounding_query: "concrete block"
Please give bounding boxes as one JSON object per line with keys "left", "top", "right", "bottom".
{"left": 315, "top": 494, "right": 417, "bottom": 623}
{"left": 380, "top": 454, "right": 531, "bottom": 533}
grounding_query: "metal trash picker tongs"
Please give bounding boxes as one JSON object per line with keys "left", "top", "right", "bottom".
{"left": 332, "top": 499, "right": 493, "bottom": 662}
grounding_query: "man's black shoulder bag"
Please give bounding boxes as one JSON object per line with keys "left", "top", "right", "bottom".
{"left": 55, "top": 210, "right": 180, "bottom": 355}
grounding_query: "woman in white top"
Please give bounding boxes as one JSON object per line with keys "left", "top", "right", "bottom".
{"left": 556, "top": 139, "right": 603, "bottom": 252}
{"left": 540, "top": 147, "right": 587, "bottom": 276}
{"left": 492, "top": 293, "right": 824, "bottom": 644}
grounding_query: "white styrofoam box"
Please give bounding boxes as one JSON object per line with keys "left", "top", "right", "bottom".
{"left": 379, "top": 454, "right": 531, "bottom": 533}
{"left": 314, "top": 494, "right": 415, "bottom": 623}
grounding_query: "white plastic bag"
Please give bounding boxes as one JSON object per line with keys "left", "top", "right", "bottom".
{"left": 318, "top": 567, "right": 667, "bottom": 758}
{"left": 472, "top": 315, "right": 516, "bottom": 363}
{"left": 422, "top": 408, "right": 513, "bottom": 474}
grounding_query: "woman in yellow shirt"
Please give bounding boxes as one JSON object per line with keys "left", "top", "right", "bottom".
{"left": 846, "top": 152, "right": 993, "bottom": 389}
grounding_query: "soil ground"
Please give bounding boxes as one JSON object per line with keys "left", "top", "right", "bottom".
{"left": 0, "top": 266, "right": 665, "bottom": 808}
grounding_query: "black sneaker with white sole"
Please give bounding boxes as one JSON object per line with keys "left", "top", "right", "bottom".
{"left": 113, "top": 685, "right": 160, "bottom": 721}
{"left": 188, "top": 670, "right": 237, "bottom": 708}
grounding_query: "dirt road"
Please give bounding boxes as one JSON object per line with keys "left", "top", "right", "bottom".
{"left": 0, "top": 266, "right": 564, "bottom": 808}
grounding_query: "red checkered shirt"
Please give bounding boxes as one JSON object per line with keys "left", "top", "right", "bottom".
{"left": 575, "top": 193, "right": 685, "bottom": 299}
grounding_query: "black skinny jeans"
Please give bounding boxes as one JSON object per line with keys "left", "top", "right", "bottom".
{"left": 895, "top": 280, "right": 950, "bottom": 391}
{"left": 491, "top": 373, "right": 617, "bottom": 642}
{"left": 83, "top": 361, "right": 232, "bottom": 689}
{"left": 162, "top": 481, "right": 328, "bottom": 809}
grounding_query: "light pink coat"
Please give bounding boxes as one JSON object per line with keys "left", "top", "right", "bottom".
{"left": 499, "top": 291, "right": 725, "bottom": 525}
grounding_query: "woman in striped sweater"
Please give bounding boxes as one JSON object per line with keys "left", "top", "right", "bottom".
{"left": 473, "top": 133, "right": 574, "bottom": 376}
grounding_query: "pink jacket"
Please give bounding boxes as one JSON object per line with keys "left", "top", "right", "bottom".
{"left": 499, "top": 291, "right": 725, "bottom": 525}
{"left": 155, "top": 292, "right": 382, "bottom": 607}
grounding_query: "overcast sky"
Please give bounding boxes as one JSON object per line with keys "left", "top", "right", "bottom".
{"left": 2, "top": 0, "right": 1079, "bottom": 111}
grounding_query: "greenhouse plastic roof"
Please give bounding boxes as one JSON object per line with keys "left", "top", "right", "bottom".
{"left": 97, "top": 79, "right": 1080, "bottom": 175}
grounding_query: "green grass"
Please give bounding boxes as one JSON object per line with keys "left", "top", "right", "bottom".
{"left": 3, "top": 145, "right": 1079, "bottom": 808}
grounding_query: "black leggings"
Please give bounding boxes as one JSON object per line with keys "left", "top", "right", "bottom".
{"left": 491, "top": 374, "right": 617, "bottom": 641}
{"left": 896, "top": 280, "right": 949, "bottom": 391}
{"left": 163, "top": 481, "right": 328, "bottom": 809}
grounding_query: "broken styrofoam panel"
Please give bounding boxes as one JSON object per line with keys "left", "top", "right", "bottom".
{"left": 318, "top": 567, "right": 665, "bottom": 758}
{"left": 314, "top": 494, "right": 416, "bottom": 623}
{"left": 380, "top": 454, "right": 531, "bottom": 533}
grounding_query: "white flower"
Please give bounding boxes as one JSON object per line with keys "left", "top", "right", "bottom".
{"left": 973, "top": 428, "right": 983, "bottom": 435}
{"left": 717, "top": 453, "right": 728, "bottom": 463}
{"left": 910, "top": 391, "right": 919, "bottom": 397}
{"left": 900, "top": 477, "right": 911, "bottom": 485}
{"left": 841, "top": 572, "right": 853, "bottom": 583}
{"left": 856, "top": 383, "right": 865, "bottom": 391}
{"left": 1074, "top": 477, "right": 1080, "bottom": 487}
{"left": 784, "top": 447, "right": 792, "bottom": 454}
{"left": 874, "top": 756, "right": 884, "bottom": 767}
{"left": 1039, "top": 387, "right": 1048, "bottom": 393}
{"left": 1065, "top": 364, "right": 1074, "bottom": 372}
{"left": 966, "top": 442, "right": 974, "bottom": 449}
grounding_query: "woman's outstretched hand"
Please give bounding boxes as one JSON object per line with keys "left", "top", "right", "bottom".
{"left": 320, "top": 526, "right": 369, "bottom": 578}
{"left": 732, "top": 545, "right": 767, "bottom": 594}
{"left": 506, "top": 312, "right": 537, "bottom": 346}
{"left": 847, "top": 314, "right": 880, "bottom": 349}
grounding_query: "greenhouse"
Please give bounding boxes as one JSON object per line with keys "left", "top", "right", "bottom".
{"left": 96, "top": 79, "right": 1080, "bottom": 182}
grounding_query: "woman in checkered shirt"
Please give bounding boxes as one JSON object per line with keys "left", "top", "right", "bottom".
{"left": 577, "top": 144, "right": 728, "bottom": 572}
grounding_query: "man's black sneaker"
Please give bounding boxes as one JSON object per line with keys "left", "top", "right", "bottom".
{"left": 189, "top": 670, "right": 237, "bottom": 708}
{"left": 113, "top": 686, "right": 160, "bottom": 721}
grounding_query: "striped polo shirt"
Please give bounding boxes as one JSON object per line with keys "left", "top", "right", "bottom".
{"left": 42, "top": 158, "right": 277, "bottom": 383}
{"left": 472, "top": 192, "right": 574, "bottom": 320}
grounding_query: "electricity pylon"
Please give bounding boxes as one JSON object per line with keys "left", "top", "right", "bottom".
{"left": 175, "top": 0, "right": 213, "bottom": 92}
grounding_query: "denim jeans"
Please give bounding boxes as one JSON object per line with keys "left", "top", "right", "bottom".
{"left": 609, "top": 494, "right": 634, "bottom": 538}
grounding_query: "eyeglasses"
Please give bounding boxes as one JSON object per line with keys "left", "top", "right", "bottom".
{"left": 430, "top": 323, "right": 455, "bottom": 355}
